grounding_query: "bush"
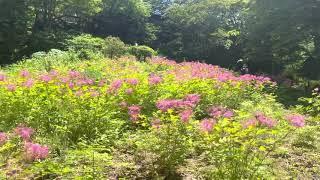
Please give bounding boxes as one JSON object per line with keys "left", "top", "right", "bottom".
{"left": 104, "top": 36, "right": 127, "bottom": 59}
{"left": 130, "top": 45, "right": 156, "bottom": 61}
{"left": 66, "top": 34, "right": 105, "bottom": 60}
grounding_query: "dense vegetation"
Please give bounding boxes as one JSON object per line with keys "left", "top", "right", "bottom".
{"left": 0, "top": 52, "right": 318, "bottom": 179}
{"left": 2, "top": 0, "right": 320, "bottom": 84}
{"left": 0, "top": 0, "right": 319, "bottom": 179}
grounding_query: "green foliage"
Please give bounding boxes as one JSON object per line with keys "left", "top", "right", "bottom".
{"left": 130, "top": 45, "right": 156, "bottom": 61}
{"left": 104, "top": 36, "right": 128, "bottom": 59}
{"left": 66, "top": 34, "right": 105, "bottom": 60}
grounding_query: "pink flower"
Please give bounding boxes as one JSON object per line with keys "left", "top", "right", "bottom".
{"left": 126, "top": 88, "right": 134, "bottom": 94}
{"left": 6, "top": 84, "right": 16, "bottom": 92}
{"left": 0, "top": 74, "right": 6, "bottom": 81}
{"left": 90, "top": 90, "right": 99, "bottom": 97}
{"left": 286, "top": 114, "right": 305, "bottom": 128}
{"left": 98, "top": 79, "right": 106, "bottom": 87}
{"left": 126, "top": 78, "right": 139, "bottom": 86}
{"left": 242, "top": 119, "right": 258, "bottom": 128}
{"left": 68, "top": 82, "right": 75, "bottom": 89}
{"left": 23, "top": 79, "right": 34, "bottom": 88}
{"left": 179, "top": 109, "right": 193, "bottom": 123}
{"left": 14, "top": 126, "right": 34, "bottom": 141}
{"left": 128, "top": 105, "right": 141, "bottom": 122}
{"left": 69, "top": 70, "right": 81, "bottom": 78}
{"left": 39, "top": 74, "right": 52, "bottom": 83}
{"left": 183, "top": 94, "right": 201, "bottom": 107}
{"left": 0, "top": 132, "right": 7, "bottom": 145}
{"left": 24, "top": 142, "right": 49, "bottom": 161}
{"left": 156, "top": 99, "right": 181, "bottom": 112}
{"left": 108, "top": 79, "right": 123, "bottom": 93}
{"left": 255, "top": 112, "right": 277, "bottom": 128}
{"left": 223, "top": 110, "right": 234, "bottom": 118}
{"left": 49, "top": 70, "right": 59, "bottom": 77}
{"left": 20, "top": 70, "right": 30, "bottom": 78}
{"left": 149, "top": 75, "right": 162, "bottom": 85}
{"left": 208, "top": 106, "right": 234, "bottom": 118}
{"left": 60, "top": 77, "right": 70, "bottom": 83}
{"left": 200, "top": 118, "right": 216, "bottom": 133}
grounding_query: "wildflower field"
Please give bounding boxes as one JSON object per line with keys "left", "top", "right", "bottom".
{"left": 0, "top": 56, "right": 318, "bottom": 179}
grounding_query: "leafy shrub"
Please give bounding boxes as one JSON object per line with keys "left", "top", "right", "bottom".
{"left": 66, "top": 34, "right": 105, "bottom": 60}
{"left": 104, "top": 36, "right": 127, "bottom": 59}
{"left": 130, "top": 45, "right": 156, "bottom": 61}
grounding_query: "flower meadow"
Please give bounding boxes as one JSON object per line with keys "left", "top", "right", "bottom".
{"left": 0, "top": 56, "right": 311, "bottom": 179}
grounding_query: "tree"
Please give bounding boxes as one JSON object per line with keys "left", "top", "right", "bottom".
{"left": 88, "top": 0, "right": 156, "bottom": 44}
{"left": 104, "top": 36, "right": 127, "bottom": 59}
{"left": 243, "top": 0, "right": 320, "bottom": 79}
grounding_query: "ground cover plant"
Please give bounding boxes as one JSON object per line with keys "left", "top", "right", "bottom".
{"left": 0, "top": 56, "right": 313, "bottom": 179}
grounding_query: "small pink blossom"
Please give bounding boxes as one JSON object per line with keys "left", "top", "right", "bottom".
{"left": 24, "top": 142, "right": 49, "bottom": 161}
{"left": 156, "top": 99, "right": 182, "bottom": 112}
{"left": 23, "top": 79, "right": 34, "bottom": 88}
{"left": 223, "top": 110, "right": 234, "bottom": 118}
{"left": 179, "top": 109, "right": 193, "bottom": 123}
{"left": 200, "top": 118, "right": 216, "bottom": 133}
{"left": 68, "top": 82, "right": 75, "bottom": 89}
{"left": 286, "top": 114, "right": 305, "bottom": 128}
{"left": 0, "top": 132, "right": 8, "bottom": 145}
{"left": 242, "top": 119, "right": 258, "bottom": 128}
{"left": 20, "top": 70, "right": 30, "bottom": 78}
{"left": 0, "top": 74, "right": 6, "bottom": 81}
{"left": 39, "top": 74, "right": 52, "bottom": 83}
{"left": 183, "top": 94, "right": 201, "bottom": 107}
{"left": 255, "top": 112, "right": 277, "bottom": 128}
{"left": 90, "top": 90, "right": 99, "bottom": 97}
{"left": 98, "top": 79, "right": 106, "bottom": 87}
{"left": 6, "top": 84, "right": 17, "bottom": 92}
{"left": 208, "top": 106, "right": 234, "bottom": 118}
{"left": 49, "top": 70, "right": 59, "bottom": 77}
{"left": 69, "top": 70, "right": 81, "bottom": 78}
{"left": 108, "top": 79, "right": 123, "bottom": 93}
{"left": 148, "top": 75, "right": 162, "bottom": 85}
{"left": 14, "top": 126, "right": 34, "bottom": 141}
{"left": 128, "top": 105, "right": 141, "bottom": 122}
{"left": 126, "top": 78, "right": 139, "bottom": 86}
{"left": 126, "top": 88, "right": 134, "bottom": 94}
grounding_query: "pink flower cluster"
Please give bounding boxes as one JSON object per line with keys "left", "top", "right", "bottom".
{"left": 0, "top": 132, "right": 7, "bottom": 145}
{"left": 286, "top": 114, "right": 305, "bottom": 128}
{"left": 243, "top": 112, "right": 277, "bottom": 128}
{"left": 179, "top": 109, "right": 193, "bottom": 123}
{"left": 200, "top": 118, "right": 216, "bottom": 133}
{"left": 0, "top": 126, "right": 49, "bottom": 161}
{"left": 20, "top": 70, "right": 30, "bottom": 78}
{"left": 148, "top": 74, "right": 163, "bottom": 85}
{"left": 150, "top": 57, "right": 273, "bottom": 86}
{"left": 24, "top": 142, "right": 49, "bottom": 161}
{"left": 126, "top": 78, "right": 139, "bottom": 86}
{"left": 208, "top": 106, "right": 234, "bottom": 118}
{"left": 128, "top": 105, "right": 141, "bottom": 122}
{"left": 0, "top": 73, "right": 6, "bottom": 81}
{"left": 14, "top": 126, "right": 34, "bottom": 141}
{"left": 156, "top": 94, "right": 201, "bottom": 112}
{"left": 108, "top": 79, "right": 123, "bottom": 93}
